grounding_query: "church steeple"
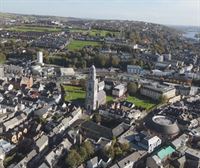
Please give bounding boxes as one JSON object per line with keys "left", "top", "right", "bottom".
{"left": 85, "top": 65, "right": 98, "bottom": 111}
{"left": 89, "top": 65, "right": 96, "bottom": 80}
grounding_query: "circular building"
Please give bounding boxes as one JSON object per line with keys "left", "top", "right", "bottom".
{"left": 147, "top": 115, "right": 180, "bottom": 136}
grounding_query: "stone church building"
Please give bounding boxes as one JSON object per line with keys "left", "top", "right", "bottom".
{"left": 85, "top": 65, "right": 106, "bottom": 111}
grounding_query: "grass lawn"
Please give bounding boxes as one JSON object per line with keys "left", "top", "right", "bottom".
{"left": 63, "top": 85, "right": 114, "bottom": 104}
{"left": 126, "top": 95, "right": 157, "bottom": 110}
{"left": 63, "top": 85, "right": 86, "bottom": 102}
{"left": 67, "top": 40, "right": 101, "bottom": 51}
{"left": 106, "top": 95, "right": 114, "bottom": 103}
{"left": 6, "top": 26, "right": 62, "bottom": 32}
{"left": 69, "top": 28, "right": 88, "bottom": 33}
{"left": 69, "top": 28, "right": 119, "bottom": 37}
{"left": 89, "top": 29, "right": 119, "bottom": 37}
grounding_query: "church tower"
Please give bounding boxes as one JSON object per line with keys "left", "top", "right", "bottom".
{"left": 85, "top": 65, "right": 98, "bottom": 111}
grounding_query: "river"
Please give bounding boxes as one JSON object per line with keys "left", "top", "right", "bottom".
{"left": 183, "top": 31, "right": 200, "bottom": 40}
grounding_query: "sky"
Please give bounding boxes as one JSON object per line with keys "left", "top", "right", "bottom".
{"left": 0, "top": 0, "right": 200, "bottom": 26}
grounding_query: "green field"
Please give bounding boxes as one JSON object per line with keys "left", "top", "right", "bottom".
{"left": 63, "top": 85, "right": 86, "bottom": 102}
{"left": 6, "top": 26, "right": 62, "bottom": 32}
{"left": 106, "top": 95, "right": 114, "bottom": 103}
{"left": 69, "top": 28, "right": 119, "bottom": 37}
{"left": 126, "top": 96, "right": 157, "bottom": 110}
{"left": 89, "top": 29, "right": 119, "bottom": 37}
{"left": 63, "top": 85, "right": 115, "bottom": 104}
{"left": 67, "top": 40, "right": 101, "bottom": 51}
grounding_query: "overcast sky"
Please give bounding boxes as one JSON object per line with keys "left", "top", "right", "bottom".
{"left": 0, "top": 0, "right": 200, "bottom": 26}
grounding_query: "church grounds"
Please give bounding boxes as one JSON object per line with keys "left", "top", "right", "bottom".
{"left": 62, "top": 85, "right": 156, "bottom": 110}
{"left": 63, "top": 85, "right": 86, "bottom": 102}
{"left": 63, "top": 85, "right": 115, "bottom": 103}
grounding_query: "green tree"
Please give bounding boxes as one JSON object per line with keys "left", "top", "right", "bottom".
{"left": 127, "top": 82, "right": 139, "bottom": 96}
{"left": 0, "top": 53, "right": 6, "bottom": 64}
{"left": 66, "top": 150, "right": 82, "bottom": 168}
{"left": 79, "top": 79, "right": 86, "bottom": 90}
{"left": 159, "top": 95, "right": 168, "bottom": 104}
{"left": 95, "top": 55, "right": 110, "bottom": 68}
{"left": 82, "top": 141, "right": 94, "bottom": 157}
{"left": 79, "top": 146, "right": 87, "bottom": 161}
{"left": 121, "top": 142, "right": 130, "bottom": 152}
{"left": 105, "top": 137, "right": 130, "bottom": 159}
{"left": 93, "top": 113, "right": 101, "bottom": 123}
{"left": 106, "top": 146, "right": 115, "bottom": 158}
{"left": 111, "top": 56, "right": 120, "bottom": 67}
{"left": 115, "top": 147, "right": 122, "bottom": 157}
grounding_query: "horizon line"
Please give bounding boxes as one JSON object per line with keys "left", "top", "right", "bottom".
{"left": 1, "top": 11, "right": 200, "bottom": 28}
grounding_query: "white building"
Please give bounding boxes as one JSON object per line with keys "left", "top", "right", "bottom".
{"left": 152, "top": 69, "right": 174, "bottom": 77}
{"left": 31, "top": 65, "right": 42, "bottom": 75}
{"left": 157, "top": 55, "right": 164, "bottom": 62}
{"left": 127, "top": 65, "right": 143, "bottom": 74}
{"left": 0, "top": 66, "right": 4, "bottom": 78}
{"left": 87, "top": 156, "right": 98, "bottom": 168}
{"left": 110, "top": 151, "right": 146, "bottom": 168}
{"left": 3, "top": 113, "right": 27, "bottom": 132}
{"left": 36, "top": 135, "right": 48, "bottom": 152}
{"left": 140, "top": 83, "right": 176, "bottom": 101}
{"left": 135, "top": 132, "right": 162, "bottom": 153}
{"left": 179, "top": 64, "right": 193, "bottom": 74}
{"left": 0, "top": 139, "right": 16, "bottom": 160}
{"left": 60, "top": 68, "right": 75, "bottom": 76}
{"left": 112, "top": 84, "right": 127, "bottom": 97}
{"left": 45, "top": 138, "right": 72, "bottom": 167}
{"left": 171, "top": 134, "right": 189, "bottom": 150}
{"left": 37, "top": 51, "right": 44, "bottom": 65}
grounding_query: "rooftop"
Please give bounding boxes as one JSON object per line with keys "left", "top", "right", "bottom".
{"left": 156, "top": 146, "right": 175, "bottom": 160}
{"left": 142, "top": 83, "right": 175, "bottom": 94}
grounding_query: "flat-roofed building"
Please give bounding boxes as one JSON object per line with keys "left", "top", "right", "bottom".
{"left": 140, "top": 83, "right": 176, "bottom": 101}
{"left": 60, "top": 68, "right": 75, "bottom": 76}
{"left": 127, "top": 65, "right": 143, "bottom": 74}
{"left": 112, "top": 84, "right": 127, "bottom": 97}
{"left": 110, "top": 150, "right": 147, "bottom": 168}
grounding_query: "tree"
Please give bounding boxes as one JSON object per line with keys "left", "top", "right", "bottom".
{"left": 82, "top": 141, "right": 94, "bottom": 157}
{"left": 0, "top": 53, "right": 6, "bottom": 64}
{"left": 94, "top": 55, "right": 110, "bottom": 68}
{"left": 79, "top": 146, "right": 87, "bottom": 161}
{"left": 159, "top": 95, "right": 168, "bottom": 104}
{"left": 66, "top": 150, "right": 82, "bottom": 168}
{"left": 106, "top": 146, "right": 115, "bottom": 158}
{"left": 93, "top": 113, "right": 101, "bottom": 123}
{"left": 121, "top": 142, "right": 130, "bottom": 152}
{"left": 114, "top": 147, "right": 122, "bottom": 157}
{"left": 105, "top": 138, "right": 130, "bottom": 159}
{"left": 111, "top": 56, "right": 120, "bottom": 67}
{"left": 127, "top": 82, "right": 139, "bottom": 96}
{"left": 79, "top": 79, "right": 86, "bottom": 90}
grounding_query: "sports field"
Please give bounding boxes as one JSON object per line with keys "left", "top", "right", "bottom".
{"left": 67, "top": 40, "right": 101, "bottom": 51}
